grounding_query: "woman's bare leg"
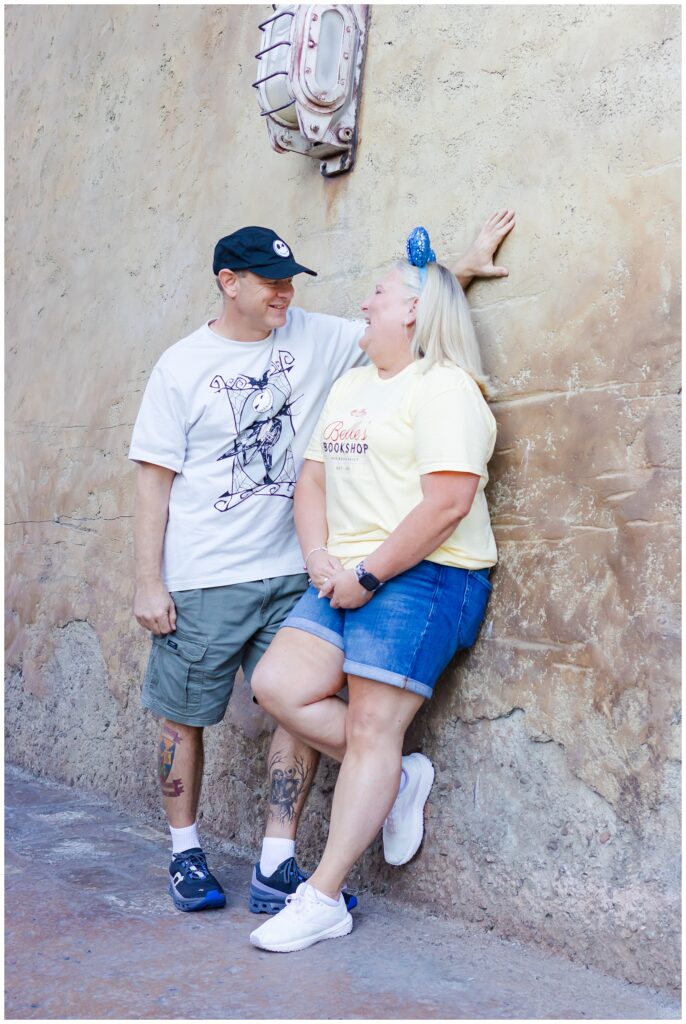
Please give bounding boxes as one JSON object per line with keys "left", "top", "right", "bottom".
{"left": 307, "top": 675, "right": 424, "bottom": 899}
{"left": 251, "top": 627, "right": 347, "bottom": 762}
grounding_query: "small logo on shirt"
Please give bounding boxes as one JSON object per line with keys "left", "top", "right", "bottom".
{"left": 350, "top": 408, "right": 367, "bottom": 418}
{"left": 273, "top": 240, "right": 290, "bottom": 257}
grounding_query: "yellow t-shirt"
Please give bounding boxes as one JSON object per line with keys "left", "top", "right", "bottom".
{"left": 304, "top": 360, "right": 498, "bottom": 570}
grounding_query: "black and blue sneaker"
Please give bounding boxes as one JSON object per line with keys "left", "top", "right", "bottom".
{"left": 168, "top": 847, "right": 226, "bottom": 912}
{"left": 248, "top": 856, "right": 358, "bottom": 914}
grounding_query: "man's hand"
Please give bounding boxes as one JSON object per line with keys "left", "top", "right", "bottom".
{"left": 455, "top": 208, "right": 515, "bottom": 288}
{"left": 134, "top": 578, "right": 177, "bottom": 635}
{"left": 319, "top": 569, "right": 373, "bottom": 610}
{"left": 307, "top": 549, "right": 345, "bottom": 590}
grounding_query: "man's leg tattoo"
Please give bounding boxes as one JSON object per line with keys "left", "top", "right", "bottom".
{"left": 268, "top": 749, "right": 312, "bottom": 825}
{"left": 159, "top": 725, "right": 185, "bottom": 798}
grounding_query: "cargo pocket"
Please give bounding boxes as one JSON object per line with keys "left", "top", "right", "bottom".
{"left": 456, "top": 571, "right": 493, "bottom": 651}
{"left": 150, "top": 631, "right": 208, "bottom": 713}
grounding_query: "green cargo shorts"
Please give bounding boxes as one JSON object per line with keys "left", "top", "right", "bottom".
{"left": 141, "top": 573, "right": 308, "bottom": 727}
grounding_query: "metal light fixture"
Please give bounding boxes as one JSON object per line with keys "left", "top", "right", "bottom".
{"left": 253, "top": 5, "right": 369, "bottom": 177}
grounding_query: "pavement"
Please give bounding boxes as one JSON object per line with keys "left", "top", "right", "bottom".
{"left": 5, "top": 765, "right": 680, "bottom": 1021}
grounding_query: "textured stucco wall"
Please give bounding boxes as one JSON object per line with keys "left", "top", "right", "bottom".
{"left": 5, "top": 4, "right": 681, "bottom": 991}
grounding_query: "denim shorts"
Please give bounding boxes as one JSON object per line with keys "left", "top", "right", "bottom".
{"left": 141, "top": 573, "right": 309, "bottom": 726}
{"left": 282, "top": 561, "right": 493, "bottom": 699}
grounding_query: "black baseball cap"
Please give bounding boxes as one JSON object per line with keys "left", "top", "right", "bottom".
{"left": 213, "top": 226, "right": 317, "bottom": 279}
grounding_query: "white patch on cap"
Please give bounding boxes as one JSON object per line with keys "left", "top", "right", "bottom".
{"left": 273, "top": 240, "right": 290, "bottom": 258}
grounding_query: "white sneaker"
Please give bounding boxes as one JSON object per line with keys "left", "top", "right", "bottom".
{"left": 249, "top": 882, "right": 352, "bottom": 953}
{"left": 383, "top": 752, "right": 435, "bottom": 866}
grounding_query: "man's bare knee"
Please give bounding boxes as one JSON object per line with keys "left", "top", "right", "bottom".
{"left": 271, "top": 723, "right": 316, "bottom": 757}
{"left": 160, "top": 718, "right": 203, "bottom": 740}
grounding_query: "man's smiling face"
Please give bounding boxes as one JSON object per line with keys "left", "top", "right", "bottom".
{"left": 234, "top": 271, "right": 295, "bottom": 333}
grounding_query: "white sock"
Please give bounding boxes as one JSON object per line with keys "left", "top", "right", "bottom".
{"left": 311, "top": 884, "right": 340, "bottom": 906}
{"left": 170, "top": 822, "right": 200, "bottom": 855}
{"left": 260, "top": 837, "right": 296, "bottom": 876}
{"left": 398, "top": 768, "right": 408, "bottom": 794}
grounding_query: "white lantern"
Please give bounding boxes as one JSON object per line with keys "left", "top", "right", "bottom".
{"left": 253, "top": 5, "right": 369, "bottom": 177}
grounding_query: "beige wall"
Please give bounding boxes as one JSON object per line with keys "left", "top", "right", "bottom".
{"left": 5, "top": 4, "right": 680, "bottom": 991}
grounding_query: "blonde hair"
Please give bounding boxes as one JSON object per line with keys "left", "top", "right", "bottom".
{"left": 394, "top": 260, "right": 492, "bottom": 399}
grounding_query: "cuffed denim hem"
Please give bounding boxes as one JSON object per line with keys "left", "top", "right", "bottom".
{"left": 282, "top": 615, "right": 345, "bottom": 651}
{"left": 278, "top": 562, "right": 492, "bottom": 697}
{"left": 343, "top": 659, "right": 434, "bottom": 699}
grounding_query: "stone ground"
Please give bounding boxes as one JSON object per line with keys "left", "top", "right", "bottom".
{"left": 4, "top": 766, "right": 680, "bottom": 1021}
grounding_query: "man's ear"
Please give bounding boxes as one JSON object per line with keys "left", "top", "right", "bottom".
{"left": 218, "top": 268, "right": 240, "bottom": 299}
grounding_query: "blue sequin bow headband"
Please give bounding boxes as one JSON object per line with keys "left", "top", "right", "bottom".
{"left": 406, "top": 226, "right": 436, "bottom": 285}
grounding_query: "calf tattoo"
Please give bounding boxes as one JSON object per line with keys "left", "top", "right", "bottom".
{"left": 158, "top": 726, "right": 185, "bottom": 798}
{"left": 268, "top": 750, "right": 311, "bottom": 824}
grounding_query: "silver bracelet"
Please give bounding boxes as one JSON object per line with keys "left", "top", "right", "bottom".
{"left": 303, "top": 545, "right": 327, "bottom": 569}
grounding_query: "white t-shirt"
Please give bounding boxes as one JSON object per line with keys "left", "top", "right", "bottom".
{"left": 129, "top": 308, "right": 366, "bottom": 590}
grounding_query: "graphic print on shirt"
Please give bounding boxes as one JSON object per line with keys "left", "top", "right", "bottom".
{"left": 210, "top": 350, "right": 298, "bottom": 512}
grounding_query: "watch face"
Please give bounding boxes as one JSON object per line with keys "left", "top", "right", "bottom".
{"left": 355, "top": 562, "right": 381, "bottom": 591}
{"left": 358, "top": 571, "right": 380, "bottom": 592}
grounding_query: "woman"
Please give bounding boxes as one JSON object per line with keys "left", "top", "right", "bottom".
{"left": 250, "top": 228, "right": 497, "bottom": 953}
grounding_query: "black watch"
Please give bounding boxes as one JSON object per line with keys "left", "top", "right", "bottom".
{"left": 354, "top": 561, "right": 382, "bottom": 593}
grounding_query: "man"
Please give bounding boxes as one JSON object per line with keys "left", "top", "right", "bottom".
{"left": 130, "top": 212, "right": 514, "bottom": 913}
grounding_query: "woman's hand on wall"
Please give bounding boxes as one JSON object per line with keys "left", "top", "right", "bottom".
{"left": 454, "top": 208, "right": 515, "bottom": 289}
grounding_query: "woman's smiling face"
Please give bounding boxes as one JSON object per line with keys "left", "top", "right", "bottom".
{"left": 359, "top": 268, "right": 417, "bottom": 365}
